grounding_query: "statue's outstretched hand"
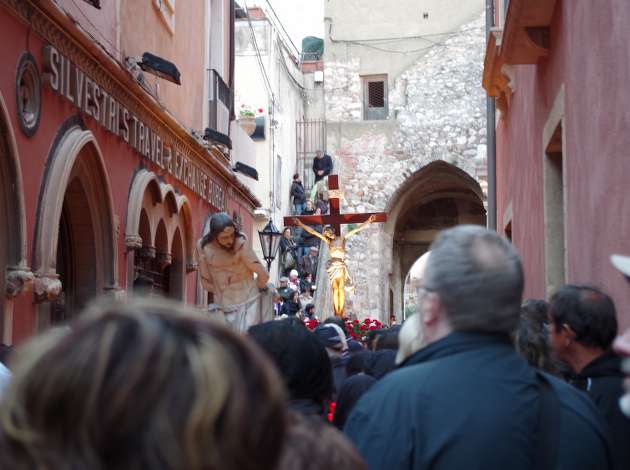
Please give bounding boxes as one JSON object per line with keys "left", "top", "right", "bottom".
{"left": 368, "top": 214, "right": 377, "bottom": 223}
{"left": 292, "top": 218, "right": 301, "bottom": 225}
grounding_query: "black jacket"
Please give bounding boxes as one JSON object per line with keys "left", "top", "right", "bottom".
{"left": 344, "top": 331, "right": 612, "bottom": 470}
{"left": 290, "top": 181, "right": 306, "bottom": 204}
{"left": 570, "top": 351, "right": 630, "bottom": 470}
{"left": 312, "top": 154, "right": 333, "bottom": 182}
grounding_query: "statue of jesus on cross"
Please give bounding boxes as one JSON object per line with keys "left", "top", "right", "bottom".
{"left": 284, "top": 175, "right": 387, "bottom": 317}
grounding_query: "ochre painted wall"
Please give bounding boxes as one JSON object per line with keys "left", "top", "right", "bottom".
{"left": 121, "top": 0, "right": 207, "bottom": 131}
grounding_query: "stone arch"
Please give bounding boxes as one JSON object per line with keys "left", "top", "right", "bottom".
{"left": 33, "top": 123, "right": 118, "bottom": 325}
{"left": 125, "top": 169, "right": 162, "bottom": 249}
{"left": 126, "top": 169, "right": 195, "bottom": 295}
{"left": 176, "top": 195, "right": 195, "bottom": 270}
{"left": 0, "top": 91, "right": 30, "bottom": 341}
{"left": 384, "top": 160, "right": 486, "bottom": 321}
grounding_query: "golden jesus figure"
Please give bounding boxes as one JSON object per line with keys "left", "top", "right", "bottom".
{"left": 293, "top": 215, "right": 377, "bottom": 317}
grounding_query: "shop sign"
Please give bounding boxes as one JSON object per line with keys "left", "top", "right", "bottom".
{"left": 41, "top": 45, "right": 226, "bottom": 211}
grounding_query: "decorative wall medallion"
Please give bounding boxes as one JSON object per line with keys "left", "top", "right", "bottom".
{"left": 15, "top": 52, "right": 41, "bottom": 137}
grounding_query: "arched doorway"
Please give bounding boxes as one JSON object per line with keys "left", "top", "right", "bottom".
{"left": 34, "top": 123, "right": 118, "bottom": 328}
{"left": 385, "top": 161, "right": 486, "bottom": 321}
{"left": 0, "top": 92, "right": 29, "bottom": 341}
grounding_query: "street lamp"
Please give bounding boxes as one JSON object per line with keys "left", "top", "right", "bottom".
{"left": 258, "top": 219, "right": 282, "bottom": 272}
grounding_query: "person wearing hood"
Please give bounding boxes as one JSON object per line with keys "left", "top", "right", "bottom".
{"left": 249, "top": 318, "right": 333, "bottom": 418}
{"left": 314, "top": 324, "right": 348, "bottom": 398}
{"left": 548, "top": 284, "right": 630, "bottom": 470}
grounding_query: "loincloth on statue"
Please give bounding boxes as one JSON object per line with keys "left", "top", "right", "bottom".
{"left": 209, "top": 290, "right": 273, "bottom": 333}
{"left": 326, "top": 257, "right": 353, "bottom": 286}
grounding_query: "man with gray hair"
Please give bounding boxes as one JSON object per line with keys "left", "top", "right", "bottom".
{"left": 344, "top": 225, "right": 612, "bottom": 470}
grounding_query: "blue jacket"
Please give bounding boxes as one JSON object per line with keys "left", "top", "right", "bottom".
{"left": 344, "top": 331, "right": 612, "bottom": 470}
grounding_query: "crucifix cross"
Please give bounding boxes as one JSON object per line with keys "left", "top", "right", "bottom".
{"left": 283, "top": 175, "right": 387, "bottom": 235}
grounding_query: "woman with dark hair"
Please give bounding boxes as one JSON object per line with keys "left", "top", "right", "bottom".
{"left": 514, "top": 299, "right": 560, "bottom": 375}
{"left": 277, "top": 411, "right": 366, "bottom": 470}
{"left": 249, "top": 318, "right": 334, "bottom": 417}
{"left": 0, "top": 298, "right": 287, "bottom": 470}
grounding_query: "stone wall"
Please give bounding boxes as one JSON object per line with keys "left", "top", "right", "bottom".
{"left": 320, "top": 14, "right": 487, "bottom": 321}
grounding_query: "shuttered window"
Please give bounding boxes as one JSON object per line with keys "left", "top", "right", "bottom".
{"left": 362, "top": 75, "right": 388, "bottom": 120}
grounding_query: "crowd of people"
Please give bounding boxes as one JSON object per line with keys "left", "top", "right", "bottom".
{"left": 1, "top": 225, "right": 630, "bottom": 470}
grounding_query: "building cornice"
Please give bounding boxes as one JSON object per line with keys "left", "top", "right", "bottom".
{"left": 482, "top": 0, "right": 558, "bottom": 118}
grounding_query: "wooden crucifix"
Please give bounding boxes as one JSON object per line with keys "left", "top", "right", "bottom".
{"left": 283, "top": 175, "right": 387, "bottom": 317}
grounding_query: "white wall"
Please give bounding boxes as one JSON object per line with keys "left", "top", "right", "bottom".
{"left": 234, "top": 16, "right": 306, "bottom": 279}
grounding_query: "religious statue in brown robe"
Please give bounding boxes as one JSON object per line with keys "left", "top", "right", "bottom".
{"left": 197, "top": 213, "right": 272, "bottom": 332}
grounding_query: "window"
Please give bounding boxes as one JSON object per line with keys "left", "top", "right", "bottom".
{"left": 153, "top": 0, "right": 176, "bottom": 34}
{"left": 543, "top": 122, "right": 565, "bottom": 296}
{"left": 362, "top": 75, "right": 388, "bottom": 120}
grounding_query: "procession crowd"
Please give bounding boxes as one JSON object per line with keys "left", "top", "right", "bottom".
{"left": 1, "top": 227, "right": 630, "bottom": 470}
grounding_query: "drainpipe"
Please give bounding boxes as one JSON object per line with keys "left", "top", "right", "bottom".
{"left": 486, "top": 0, "right": 497, "bottom": 231}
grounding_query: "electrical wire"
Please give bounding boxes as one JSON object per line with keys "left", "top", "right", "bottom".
{"left": 329, "top": 25, "right": 485, "bottom": 44}
{"left": 263, "top": 0, "right": 300, "bottom": 58}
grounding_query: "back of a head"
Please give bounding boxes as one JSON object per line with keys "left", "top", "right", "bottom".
{"left": 375, "top": 328, "right": 400, "bottom": 351}
{"left": 324, "top": 316, "right": 348, "bottom": 336}
{"left": 249, "top": 318, "right": 333, "bottom": 407}
{"left": 424, "top": 225, "right": 524, "bottom": 334}
{"left": 549, "top": 285, "right": 617, "bottom": 349}
{"left": 520, "top": 299, "right": 549, "bottom": 332}
{"left": 0, "top": 298, "right": 286, "bottom": 470}
{"left": 276, "top": 412, "right": 366, "bottom": 470}
{"left": 515, "top": 311, "right": 557, "bottom": 374}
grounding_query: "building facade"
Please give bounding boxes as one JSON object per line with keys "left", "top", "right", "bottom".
{"left": 0, "top": 0, "right": 259, "bottom": 343}
{"left": 234, "top": 5, "right": 325, "bottom": 278}
{"left": 483, "top": 0, "right": 630, "bottom": 328}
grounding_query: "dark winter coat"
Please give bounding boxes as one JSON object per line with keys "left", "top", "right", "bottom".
{"left": 569, "top": 350, "right": 630, "bottom": 470}
{"left": 297, "top": 209, "right": 322, "bottom": 248}
{"left": 290, "top": 180, "right": 306, "bottom": 204}
{"left": 344, "top": 331, "right": 612, "bottom": 470}
{"left": 299, "top": 254, "right": 319, "bottom": 281}
{"left": 312, "top": 154, "right": 333, "bottom": 182}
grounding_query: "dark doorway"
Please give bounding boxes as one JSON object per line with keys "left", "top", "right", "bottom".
{"left": 53, "top": 178, "right": 97, "bottom": 323}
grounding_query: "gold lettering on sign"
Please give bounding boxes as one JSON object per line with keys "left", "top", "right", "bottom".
{"left": 40, "top": 45, "right": 228, "bottom": 211}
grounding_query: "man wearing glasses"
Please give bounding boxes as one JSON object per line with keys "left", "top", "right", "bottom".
{"left": 344, "top": 225, "right": 612, "bottom": 470}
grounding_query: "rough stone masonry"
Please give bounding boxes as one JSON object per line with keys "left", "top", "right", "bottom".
{"left": 321, "top": 13, "right": 487, "bottom": 321}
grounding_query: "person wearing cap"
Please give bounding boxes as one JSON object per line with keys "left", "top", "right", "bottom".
{"left": 547, "top": 284, "right": 630, "bottom": 470}
{"left": 611, "top": 254, "right": 630, "bottom": 420}
{"left": 288, "top": 269, "right": 300, "bottom": 292}
{"left": 314, "top": 324, "right": 349, "bottom": 399}
{"left": 299, "top": 246, "right": 319, "bottom": 283}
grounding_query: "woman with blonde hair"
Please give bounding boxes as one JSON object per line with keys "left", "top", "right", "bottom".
{"left": 0, "top": 297, "right": 287, "bottom": 470}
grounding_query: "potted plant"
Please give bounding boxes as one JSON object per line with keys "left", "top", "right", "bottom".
{"left": 238, "top": 104, "right": 262, "bottom": 136}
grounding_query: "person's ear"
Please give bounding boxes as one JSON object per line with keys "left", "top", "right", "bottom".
{"left": 422, "top": 292, "right": 442, "bottom": 326}
{"left": 562, "top": 323, "right": 577, "bottom": 345}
